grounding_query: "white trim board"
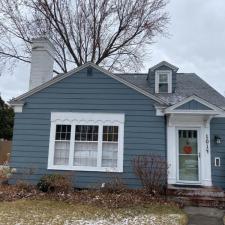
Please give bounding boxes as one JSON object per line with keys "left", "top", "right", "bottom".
{"left": 9, "top": 62, "right": 167, "bottom": 106}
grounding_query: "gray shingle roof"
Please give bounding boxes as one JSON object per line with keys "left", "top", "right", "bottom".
{"left": 115, "top": 73, "right": 225, "bottom": 108}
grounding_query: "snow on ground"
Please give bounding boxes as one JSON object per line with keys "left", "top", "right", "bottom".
{"left": 64, "top": 214, "right": 184, "bottom": 225}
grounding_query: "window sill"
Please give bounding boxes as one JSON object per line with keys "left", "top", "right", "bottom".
{"left": 47, "top": 165, "right": 123, "bottom": 173}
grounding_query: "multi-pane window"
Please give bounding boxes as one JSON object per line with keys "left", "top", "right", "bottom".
{"left": 52, "top": 124, "right": 123, "bottom": 172}
{"left": 102, "top": 126, "right": 118, "bottom": 167}
{"left": 49, "top": 112, "right": 124, "bottom": 172}
{"left": 74, "top": 125, "right": 99, "bottom": 167}
{"left": 54, "top": 125, "right": 71, "bottom": 165}
{"left": 158, "top": 73, "right": 169, "bottom": 93}
{"left": 155, "top": 70, "right": 172, "bottom": 93}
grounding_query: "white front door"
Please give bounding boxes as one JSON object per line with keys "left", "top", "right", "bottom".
{"left": 177, "top": 128, "right": 201, "bottom": 184}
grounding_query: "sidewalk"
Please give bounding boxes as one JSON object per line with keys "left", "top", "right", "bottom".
{"left": 184, "top": 206, "right": 224, "bottom": 225}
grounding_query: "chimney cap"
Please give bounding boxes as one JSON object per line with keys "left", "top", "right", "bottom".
{"left": 31, "top": 37, "right": 56, "bottom": 51}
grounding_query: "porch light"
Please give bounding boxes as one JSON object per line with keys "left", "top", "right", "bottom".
{"left": 215, "top": 136, "right": 222, "bottom": 144}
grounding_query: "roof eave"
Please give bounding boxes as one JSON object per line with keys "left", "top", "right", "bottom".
{"left": 9, "top": 62, "right": 168, "bottom": 106}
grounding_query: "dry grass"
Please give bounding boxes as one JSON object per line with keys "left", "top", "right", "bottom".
{"left": 0, "top": 199, "right": 188, "bottom": 225}
{"left": 0, "top": 184, "right": 182, "bottom": 209}
{"left": 0, "top": 184, "right": 188, "bottom": 224}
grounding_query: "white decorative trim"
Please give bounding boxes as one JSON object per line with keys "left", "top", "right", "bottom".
{"left": 10, "top": 102, "right": 24, "bottom": 113}
{"left": 155, "top": 70, "right": 172, "bottom": 93}
{"left": 48, "top": 112, "right": 125, "bottom": 173}
{"left": 9, "top": 62, "right": 167, "bottom": 105}
{"left": 51, "top": 112, "right": 125, "bottom": 124}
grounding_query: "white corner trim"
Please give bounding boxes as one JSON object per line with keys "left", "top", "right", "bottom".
{"left": 155, "top": 105, "right": 165, "bottom": 116}
{"left": 10, "top": 102, "right": 24, "bottom": 113}
{"left": 155, "top": 70, "right": 172, "bottom": 94}
{"left": 48, "top": 112, "right": 125, "bottom": 173}
{"left": 9, "top": 62, "right": 168, "bottom": 106}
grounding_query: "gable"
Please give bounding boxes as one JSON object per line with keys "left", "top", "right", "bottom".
{"left": 176, "top": 100, "right": 212, "bottom": 110}
{"left": 18, "top": 66, "right": 165, "bottom": 115}
{"left": 9, "top": 63, "right": 167, "bottom": 106}
{"left": 149, "top": 61, "right": 179, "bottom": 72}
{"left": 164, "top": 95, "right": 225, "bottom": 116}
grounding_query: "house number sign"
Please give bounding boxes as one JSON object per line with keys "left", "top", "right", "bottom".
{"left": 206, "top": 134, "right": 209, "bottom": 153}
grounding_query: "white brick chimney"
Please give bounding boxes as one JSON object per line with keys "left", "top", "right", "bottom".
{"left": 29, "top": 37, "right": 55, "bottom": 90}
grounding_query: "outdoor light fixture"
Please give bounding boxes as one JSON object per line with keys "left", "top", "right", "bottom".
{"left": 215, "top": 135, "right": 222, "bottom": 144}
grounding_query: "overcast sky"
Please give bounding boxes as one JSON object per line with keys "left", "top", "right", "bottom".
{"left": 0, "top": 0, "right": 225, "bottom": 102}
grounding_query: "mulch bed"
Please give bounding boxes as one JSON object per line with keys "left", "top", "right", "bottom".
{"left": 0, "top": 184, "right": 181, "bottom": 209}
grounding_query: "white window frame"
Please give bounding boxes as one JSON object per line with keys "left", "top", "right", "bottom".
{"left": 48, "top": 112, "right": 125, "bottom": 172}
{"left": 155, "top": 70, "right": 172, "bottom": 93}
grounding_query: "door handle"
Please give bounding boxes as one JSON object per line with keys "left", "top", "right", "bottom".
{"left": 198, "top": 152, "right": 201, "bottom": 158}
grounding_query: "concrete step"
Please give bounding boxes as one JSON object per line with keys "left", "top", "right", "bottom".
{"left": 169, "top": 196, "right": 225, "bottom": 208}
{"left": 167, "top": 184, "right": 225, "bottom": 198}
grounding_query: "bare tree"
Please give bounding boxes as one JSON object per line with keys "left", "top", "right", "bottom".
{"left": 0, "top": 0, "right": 168, "bottom": 74}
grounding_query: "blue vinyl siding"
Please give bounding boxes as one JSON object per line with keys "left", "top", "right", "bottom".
{"left": 176, "top": 100, "right": 211, "bottom": 110}
{"left": 10, "top": 67, "right": 166, "bottom": 189}
{"left": 210, "top": 118, "right": 225, "bottom": 189}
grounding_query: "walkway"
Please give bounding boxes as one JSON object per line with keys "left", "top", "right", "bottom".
{"left": 184, "top": 206, "right": 224, "bottom": 225}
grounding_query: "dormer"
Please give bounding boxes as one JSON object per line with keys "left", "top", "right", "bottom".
{"left": 147, "top": 61, "right": 179, "bottom": 94}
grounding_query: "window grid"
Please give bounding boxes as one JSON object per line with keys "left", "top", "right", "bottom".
{"left": 155, "top": 70, "right": 172, "bottom": 93}
{"left": 55, "top": 125, "right": 71, "bottom": 140}
{"left": 158, "top": 73, "right": 169, "bottom": 93}
{"left": 75, "top": 125, "right": 98, "bottom": 142}
{"left": 103, "top": 126, "right": 119, "bottom": 142}
{"left": 159, "top": 73, "right": 168, "bottom": 83}
{"left": 102, "top": 126, "right": 119, "bottom": 167}
{"left": 54, "top": 125, "right": 71, "bottom": 166}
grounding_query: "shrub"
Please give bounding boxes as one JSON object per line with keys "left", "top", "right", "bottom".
{"left": 0, "top": 165, "right": 16, "bottom": 183}
{"left": 133, "top": 154, "right": 167, "bottom": 196}
{"left": 37, "top": 173, "right": 73, "bottom": 193}
{"left": 15, "top": 181, "right": 35, "bottom": 192}
{"left": 100, "top": 174, "right": 127, "bottom": 194}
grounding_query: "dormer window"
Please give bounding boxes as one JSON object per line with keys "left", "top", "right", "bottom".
{"left": 155, "top": 70, "right": 172, "bottom": 93}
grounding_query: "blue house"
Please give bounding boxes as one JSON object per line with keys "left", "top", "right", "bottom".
{"left": 9, "top": 38, "right": 225, "bottom": 189}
